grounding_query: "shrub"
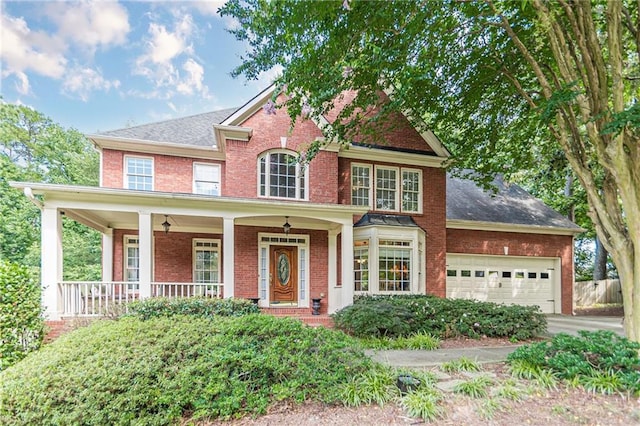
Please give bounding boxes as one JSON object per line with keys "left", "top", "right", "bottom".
{"left": 0, "top": 260, "right": 44, "bottom": 371}
{"left": 125, "top": 296, "right": 260, "bottom": 320}
{"left": 332, "top": 295, "right": 546, "bottom": 340}
{"left": 507, "top": 330, "right": 640, "bottom": 394}
{"left": 0, "top": 314, "right": 374, "bottom": 424}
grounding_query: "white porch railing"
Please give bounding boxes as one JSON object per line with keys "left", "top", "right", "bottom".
{"left": 59, "top": 281, "right": 223, "bottom": 317}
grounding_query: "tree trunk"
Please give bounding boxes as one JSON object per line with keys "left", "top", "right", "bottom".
{"left": 593, "top": 237, "right": 608, "bottom": 281}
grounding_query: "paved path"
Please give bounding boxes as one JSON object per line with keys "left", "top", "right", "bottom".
{"left": 369, "top": 314, "right": 625, "bottom": 368}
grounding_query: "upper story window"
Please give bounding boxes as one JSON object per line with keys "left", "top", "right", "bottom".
{"left": 258, "top": 150, "right": 307, "bottom": 200}
{"left": 351, "top": 164, "right": 422, "bottom": 213}
{"left": 125, "top": 156, "right": 153, "bottom": 191}
{"left": 352, "top": 164, "right": 372, "bottom": 206}
{"left": 193, "top": 163, "right": 220, "bottom": 196}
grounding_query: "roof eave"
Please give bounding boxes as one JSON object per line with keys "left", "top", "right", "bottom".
{"left": 89, "top": 135, "right": 225, "bottom": 160}
{"left": 446, "top": 219, "right": 585, "bottom": 236}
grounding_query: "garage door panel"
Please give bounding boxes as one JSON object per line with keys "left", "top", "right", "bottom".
{"left": 446, "top": 254, "right": 558, "bottom": 314}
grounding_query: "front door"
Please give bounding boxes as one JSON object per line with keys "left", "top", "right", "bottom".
{"left": 270, "top": 246, "right": 298, "bottom": 304}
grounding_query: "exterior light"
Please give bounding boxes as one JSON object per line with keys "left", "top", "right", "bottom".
{"left": 162, "top": 215, "right": 171, "bottom": 234}
{"left": 283, "top": 216, "right": 291, "bottom": 235}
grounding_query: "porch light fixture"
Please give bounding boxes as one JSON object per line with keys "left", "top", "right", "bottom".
{"left": 282, "top": 216, "right": 291, "bottom": 235}
{"left": 162, "top": 215, "right": 171, "bottom": 234}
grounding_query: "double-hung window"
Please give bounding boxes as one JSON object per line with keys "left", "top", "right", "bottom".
{"left": 125, "top": 156, "right": 153, "bottom": 191}
{"left": 351, "top": 164, "right": 422, "bottom": 213}
{"left": 193, "top": 163, "right": 220, "bottom": 196}
{"left": 353, "top": 240, "right": 369, "bottom": 291}
{"left": 193, "top": 239, "right": 220, "bottom": 283}
{"left": 375, "top": 166, "right": 398, "bottom": 211}
{"left": 258, "top": 150, "right": 306, "bottom": 200}
{"left": 351, "top": 164, "right": 372, "bottom": 207}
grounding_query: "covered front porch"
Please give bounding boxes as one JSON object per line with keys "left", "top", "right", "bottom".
{"left": 14, "top": 183, "right": 368, "bottom": 320}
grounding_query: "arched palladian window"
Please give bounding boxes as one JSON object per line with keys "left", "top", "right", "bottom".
{"left": 258, "top": 150, "right": 307, "bottom": 200}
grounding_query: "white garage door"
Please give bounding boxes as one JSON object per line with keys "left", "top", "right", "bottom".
{"left": 446, "top": 254, "right": 559, "bottom": 313}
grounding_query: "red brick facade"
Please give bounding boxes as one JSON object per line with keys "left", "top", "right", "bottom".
{"left": 99, "top": 91, "right": 576, "bottom": 314}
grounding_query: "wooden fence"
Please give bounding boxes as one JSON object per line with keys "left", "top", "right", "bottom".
{"left": 574, "top": 279, "right": 622, "bottom": 306}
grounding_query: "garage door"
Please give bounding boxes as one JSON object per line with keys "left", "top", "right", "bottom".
{"left": 446, "top": 254, "right": 558, "bottom": 313}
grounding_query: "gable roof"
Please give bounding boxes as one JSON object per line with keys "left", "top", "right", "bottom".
{"left": 447, "top": 173, "right": 582, "bottom": 234}
{"left": 92, "top": 108, "right": 238, "bottom": 147}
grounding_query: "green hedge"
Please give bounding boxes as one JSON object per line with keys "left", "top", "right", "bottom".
{"left": 0, "top": 314, "right": 373, "bottom": 424}
{"left": 0, "top": 260, "right": 44, "bottom": 371}
{"left": 125, "top": 296, "right": 260, "bottom": 320}
{"left": 507, "top": 330, "right": 640, "bottom": 394}
{"left": 332, "top": 295, "right": 547, "bottom": 340}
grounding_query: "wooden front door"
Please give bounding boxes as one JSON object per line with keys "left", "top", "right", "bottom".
{"left": 270, "top": 246, "right": 298, "bottom": 304}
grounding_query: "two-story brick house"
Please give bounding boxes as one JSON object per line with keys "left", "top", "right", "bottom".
{"left": 13, "top": 85, "right": 581, "bottom": 321}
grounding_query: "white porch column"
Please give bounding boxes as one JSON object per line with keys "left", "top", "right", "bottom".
{"left": 138, "top": 212, "right": 153, "bottom": 299}
{"left": 41, "top": 207, "right": 63, "bottom": 320}
{"left": 327, "top": 228, "right": 341, "bottom": 313}
{"left": 223, "top": 217, "right": 235, "bottom": 298}
{"left": 340, "top": 220, "right": 354, "bottom": 309}
{"left": 101, "top": 229, "right": 113, "bottom": 282}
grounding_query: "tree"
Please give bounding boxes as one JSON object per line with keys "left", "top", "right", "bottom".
{"left": 0, "top": 102, "right": 101, "bottom": 280}
{"left": 220, "top": 1, "right": 640, "bottom": 339}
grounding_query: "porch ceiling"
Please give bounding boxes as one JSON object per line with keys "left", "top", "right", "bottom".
{"left": 62, "top": 209, "right": 338, "bottom": 234}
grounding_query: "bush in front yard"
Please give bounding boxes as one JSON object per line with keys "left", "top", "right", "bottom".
{"left": 125, "top": 296, "right": 260, "bottom": 320}
{"left": 332, "top": 295, "right": 546, "bottom": 340}
{"left": 0, "top": 260, "right": 44, "bottom": 371}
{"left": 0, "top": 314, "right": 373, "bottom": 425}
{"left": 507, "top": 330, "right": 640, "bottom": 394}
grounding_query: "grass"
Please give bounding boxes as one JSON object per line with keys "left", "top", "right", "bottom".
{"left": 441, "top": 356, "right": 482, "bottom": 373}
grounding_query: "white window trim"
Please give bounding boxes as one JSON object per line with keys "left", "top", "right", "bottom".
{"left": 350, "top": 163, "right": 373, "bottom": 208}
{"left": 123, "top": 155, "right": 154, "bottom": 191}
{"left": 353, "top": 226, "right": 425, "bottom": 295}
{"left": 192, "top": 162, "right": 221, "bottom": 196}
{"left": 257, "top": 233, "right": 310, "bottom": 307}
{"left": 192, "top": 238, "right": 221, "bottom": 283}
{"left": 401, "top": 167, "right": 423, "bottom": 214}
{"left": 257, "top": 149, "right": 308, "bottom": 201}
{"left": 374, "top": 165, "right": 400, "bottom": 212}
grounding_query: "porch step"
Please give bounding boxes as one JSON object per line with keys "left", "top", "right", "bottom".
{"left": 261, "top": 308, "right": 334, "bottom": 328}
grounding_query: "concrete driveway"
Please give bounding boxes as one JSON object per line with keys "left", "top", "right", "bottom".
{"left": 546, "top": 315, "right": 625, "bottom": 337}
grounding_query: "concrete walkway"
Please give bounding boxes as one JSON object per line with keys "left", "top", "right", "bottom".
{"left": 368, "top": 314, "right": 626, "bottom": 368}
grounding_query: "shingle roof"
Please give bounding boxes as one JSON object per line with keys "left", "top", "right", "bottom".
{"left": 447, "top": 172, "right": 581, "bottom": 231}
{"left": 354, "top": 213, "right": 419, "bottom": 228}
{"left": 96, "top": 108, "right": 238, "bottom": 147}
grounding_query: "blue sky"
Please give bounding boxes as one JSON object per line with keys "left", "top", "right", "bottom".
{"left": 1, "top": 1, "right": 277, "bottom": 134}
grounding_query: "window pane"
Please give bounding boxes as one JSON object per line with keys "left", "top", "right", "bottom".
{"left": 126, "top": 158, "right": 153, "bottom": 191}
{"left": 194, "top": 164, "right": 220, "bottom": 196}
{"left": 376, "top": 168, "right": 397, "bottom": 210}
{"left": 352, "top": 165, "right": 371, "bottom": 206}
{"left": 402, "top": 170, "right": 420, "bottom": 212}
{"left": 260, "top": 152, "right": 303, "bottom": 199}
{"left": 354, "top": 243, "right": 369, "bottom": 292}
{"left": 378, "top": 247, "right": 410, "bottom": 292}
{"left": 194, "top": 240, "right": 219, "bottom": 283}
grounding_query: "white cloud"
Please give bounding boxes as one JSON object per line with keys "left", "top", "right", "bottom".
{"left": 190, "top": 1, "right": 227, "bottom": 16}
{"left": 14, "top": 72, "right": 31, "bottom": 95}
{"left": 62, "top": 67, "right": 120, "bottom": 101}
{"left": 46, "top": 0, "right": 130, "bottom": 51}
{"left": 0, "top": 13, "right": 67, "bottom": 79}
{"left": 133, "top": 13, "right": 210, "bottom": 100}
{"left": 176, "top": 58, "right": 206, "bottom": 95}
{"left": 1, "top": 1, "right": 130, "bottom": 101}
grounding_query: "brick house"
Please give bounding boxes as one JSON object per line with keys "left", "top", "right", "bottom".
{"left": 12, "top": 85, "right": 581, "bottom": 320}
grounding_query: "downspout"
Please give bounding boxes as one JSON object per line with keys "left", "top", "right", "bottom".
{"left": 24, "top": 187, "right": 43, "bottom": 210}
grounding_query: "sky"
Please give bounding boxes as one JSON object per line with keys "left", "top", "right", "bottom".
{"left": 0, "top": 0, "right": 277, "bottom": 134}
